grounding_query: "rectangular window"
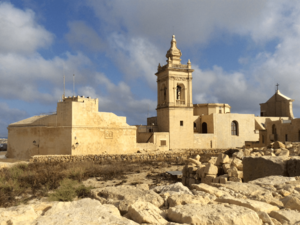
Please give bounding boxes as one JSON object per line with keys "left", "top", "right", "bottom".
{"left": 262, "top": 135, "right": 264, "bottom": 144}
{"left": 160, "top": 140, "right": 166, "bottom": 146}
{"left": 180, "top": 121, "right": 183, "bottom": 126}
{"left": 219, "top": 107, "right": 222, "bottom": 114}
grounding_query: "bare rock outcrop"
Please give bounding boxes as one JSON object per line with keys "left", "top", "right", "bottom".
{"left": 93, "top": 185, "right": 164, "bottom": 213}
{"left": 167, "top": 203, "right": 262, "bottom": 225}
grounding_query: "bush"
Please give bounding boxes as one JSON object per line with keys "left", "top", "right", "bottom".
{"left": 48, "top": 178, "right": 92, "bottom": 202}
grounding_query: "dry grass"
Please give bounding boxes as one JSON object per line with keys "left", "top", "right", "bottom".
{"left": 0, "top": 161, "right": 142, "bottom": 207}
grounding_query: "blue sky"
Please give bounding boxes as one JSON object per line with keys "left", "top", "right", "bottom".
{"left": 1, "top": 0, "right": 300, "bottom": 137}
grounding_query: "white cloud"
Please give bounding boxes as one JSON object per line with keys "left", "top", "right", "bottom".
{"left": 0, "top": 2, "right": 53, "bottom": 54}
{"left": 86, "top": 0, "right": 294, "bottom": 47}
{"left": 0, "top": 52, "right": 92, "bottom": 103}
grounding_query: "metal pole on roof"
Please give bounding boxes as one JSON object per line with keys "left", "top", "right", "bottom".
{"left": 73, "top": 74, "right": 75, "bottom": 96}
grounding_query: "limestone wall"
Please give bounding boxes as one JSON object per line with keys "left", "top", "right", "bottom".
{"left": 213, "top": 113, "right": 259, "bottom": 148}
{"left": 193, "top": 133, "right": 216, "bottom": 149}
{"left": 29, "top": 149, "right": 229, "bottom": 164}
{"left": 7, "top": 126, "right": 71, "bottom": 159}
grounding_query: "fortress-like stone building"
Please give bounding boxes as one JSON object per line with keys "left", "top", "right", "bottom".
{"left": 6, "top": 35, "right": 298, "bottom": 158}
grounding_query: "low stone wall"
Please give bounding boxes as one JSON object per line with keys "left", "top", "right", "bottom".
{"left": 29, "top": 149, "right": 230, "bottom": 164}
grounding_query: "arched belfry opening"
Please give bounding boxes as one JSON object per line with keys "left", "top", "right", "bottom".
{"left": 176, "top": 86, "right": 181, "bottom": 100}
{"left": 176, "top": 84, "right": 185, "bottom": 105}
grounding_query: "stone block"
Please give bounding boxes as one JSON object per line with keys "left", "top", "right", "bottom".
{"left": 287, "top": 157, "right": 300, "bottom": 177}
{"left": 212, "top": 177, "right": 220, "bottom": 183}
{"left": 278, "top": 149, "right": 289, "bottom": 157}
{"left": 273, "top": 141, "right": 285, "bottom": 149}
{"left": 227, "top": 166, "right": 238, "bottom": 177}
{"left": 196, "top": 166, "right": 206, "bottom": 179}
{"left": 188, "top": 166, "right": 198, "bottom": 174}
{"left": 201, "top": 177, "right": 213, "bottom": 185}
{"left": 235, "top": 150, "right": 244, "bottom": 160}
{"left": 219, "top": 177, "right": 227, "bottom": 184}
{"left": 243, "top": 156, "right": 289, "bottom": 182}
{"left": 215, "top": 154, "right": 229, "bottom": 166}
{"left": 229, "top": 177, "right": 242, "bottom": 182}
{"left": 208, "top": 157, "right": 217, "bottom": 165}
{"left": 231, "top": 158, "right": 243, "bottom": 170}
{"left": 204, "top": 163, "right": 218, "bottom": 175}
{"left": 222, "top": 163, "right": 230, "bottom": 173}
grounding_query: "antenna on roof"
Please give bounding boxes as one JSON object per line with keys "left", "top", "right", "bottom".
{"left": 62, "top": 63, "right": 65, "bottom": 100}
{"left": 73, "top": 74, "right": 75, "bottom": 96}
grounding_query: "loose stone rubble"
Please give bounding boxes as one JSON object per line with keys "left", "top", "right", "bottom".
{"left": 1, "top": 140, "right": 300, "bottom": 225}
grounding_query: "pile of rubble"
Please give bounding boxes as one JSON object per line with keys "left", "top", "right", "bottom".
{"left": 182, "top": 141, "right": 300, "bottom": 187}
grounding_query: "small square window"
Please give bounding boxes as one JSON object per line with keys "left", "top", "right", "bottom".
{"left": 180, "top": 121, "right": 183, "bottom": 126}
{"left": 160, "top": 140, "right": 166, "bottom": 146}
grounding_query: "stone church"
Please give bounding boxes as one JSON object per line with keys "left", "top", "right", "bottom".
{"left": 6, "top": 35, "right": 298, "bottom": 158}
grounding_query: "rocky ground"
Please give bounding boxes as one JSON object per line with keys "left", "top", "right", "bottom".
{"left": 1, "top": 140, "right": 300, "bottom": 224}
{"left": 0, "top": 162, "right": 300, "bottom": 224}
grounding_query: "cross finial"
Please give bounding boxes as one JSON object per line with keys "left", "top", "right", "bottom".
{"left": 276, "top": 83, "right": 279, "bottom": 91}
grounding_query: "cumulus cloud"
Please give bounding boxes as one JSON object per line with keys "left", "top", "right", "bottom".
{"left": 0, "top": 52, "right": 92, "bottom": 103}
{"left": 86, "top": 0, "right": 293, "bottom": 47}
{"left": 0, "top": 2, "right": 53, "bottom": 54}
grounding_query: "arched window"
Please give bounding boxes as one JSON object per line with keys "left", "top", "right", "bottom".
{"left": 202, "top": 122, "right": 207, "bottom": 133}
{"left": 231, "top": 121, "right": 238, "bottom": 136}
{"left": 176, "top": 86, "right": 181, "bottom": 100}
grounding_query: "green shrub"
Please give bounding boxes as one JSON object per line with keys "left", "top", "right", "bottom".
{"left": 48, "top": 178, "right": 91, "bottom": 202}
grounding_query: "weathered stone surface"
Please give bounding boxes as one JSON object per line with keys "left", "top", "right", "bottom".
{"left": 152, "top": 182, "right": 193, "bottom": 195}
{"left": 243, "top": 156, "right": 289, "bottom": 182}
{"left": 191, "top": 183, "right": 226, "bottom": 197}
{"left": 216, "top": 196, "right": 279, "bottom": 213}
{"left": 204, "top": 163, "right": 218, "bottom": 175}
{"left": 208, "top": 157, "right": 217, "bottom": 165}
{"left": 215, "top": 154, "right": 229, "bottom": 166}
{"left": 249, "top": 175, "right": 296, "bottom": 186}
{"left": 231, "top": 157, "right": 243, "bottom": 170}
{"left": 257, "top": 211, "right": 275, "bottom": 225}
{"left": 95, "top": 185, "right": 164, "bottom": 213}
{"left": 167, "top": 194, "right": 210, "bottom": 207}
{"left": 278, "top": 149, "right": 290, "bottom": 157}
{"left": 269, "top": 209, "right": 300, "bottom": 225}
{"left": 167, "top": 204, "right": 262, "bottom": 225}
{"left": 128, "top": 200, "right": 167, "bottom": 224}
{"left": 188, "top": 158, "right": 201, "bottom": 167}
{"left": 273, "top": 141, "right": 285, "bottom": 149}
{"left": 212, "top": 181, "right": 267, "bottom": 196}
{"left": 235, "top": 150, "right": 245, "bottom": 160}
{"left": 136, "top": 183, "right": 149, "bottom": 191}
{"left": 222, "top": 163, "right": 230, "bottom": 173}
{"left": 287, "top": 157, "right": 300, "bottom": 177}
{"left": 281, "top": 195, "right": 300, "bottom": 211}
{"left": 35, "top": 198, "right": 138, "bottom": 225}
{"left": 228, "top": 177, "right": 242, "bottom": 182}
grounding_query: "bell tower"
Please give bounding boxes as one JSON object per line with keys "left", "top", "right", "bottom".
{"left": 155, "top": 35, "right": 194, "bottom": 149}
